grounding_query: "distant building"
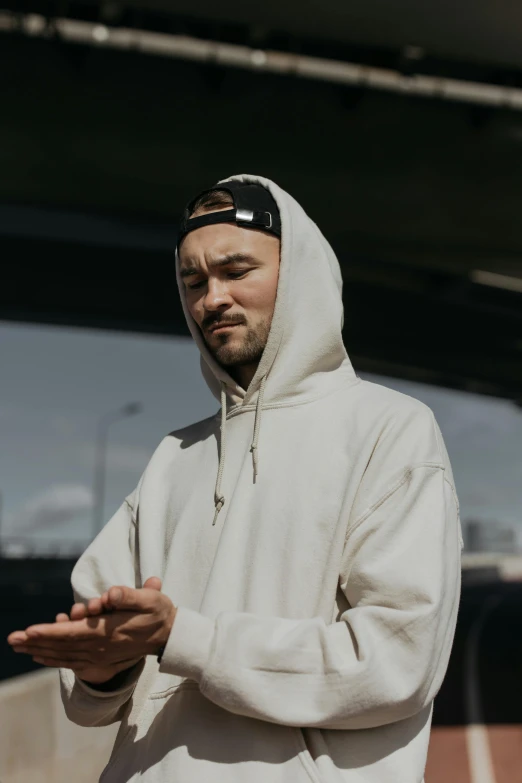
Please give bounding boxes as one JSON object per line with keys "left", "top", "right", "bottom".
{"left": 463, "top": 518, "right": 517, "bottom": 554}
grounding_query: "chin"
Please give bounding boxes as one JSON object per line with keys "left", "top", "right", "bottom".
{"left": 214, "top": 347, "right": 243, "bottom": 366}
{"left": 211, "top": 338, "right": 246, "bottom": 365}
{"left": 206, "top": 329, "right": 266, "bottom": 368}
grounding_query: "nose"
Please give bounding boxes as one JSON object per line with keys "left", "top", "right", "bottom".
{"left": 203, "top": 277, "right": 233, "bottom": 312}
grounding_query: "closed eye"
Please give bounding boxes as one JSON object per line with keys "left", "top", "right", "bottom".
{"left": 186, "top": 266, "right": 252, "bottom": 290}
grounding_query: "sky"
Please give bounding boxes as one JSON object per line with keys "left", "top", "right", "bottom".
{"left": 1, "top": 321, "right": 521, "bottom": 555}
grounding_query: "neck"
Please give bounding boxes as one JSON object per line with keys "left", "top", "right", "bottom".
{"left": 227, "top": 362, "right": 259, "bottom": 391}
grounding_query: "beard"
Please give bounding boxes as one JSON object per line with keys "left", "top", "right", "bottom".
{"left": 203, "top": 317, "right": 270, "bottom": 368}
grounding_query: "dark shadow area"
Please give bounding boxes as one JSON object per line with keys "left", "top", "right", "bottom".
{"left": 0, "top": 558, "right": 75, "bottom": 680}
{"left": 433, "top": 580, "right": 522, "bottom": 726}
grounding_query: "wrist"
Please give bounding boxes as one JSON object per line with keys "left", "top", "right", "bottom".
{"left": 157, "top": 604, "right": 177, "bottom": 658}
{"left": 81, "top": 664, "right": 137, "bottom": 690}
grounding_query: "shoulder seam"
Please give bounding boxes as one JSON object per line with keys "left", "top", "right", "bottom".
{"left": 430, "top": 409, "right": 448, "bottom": 465}
{"left": 346, "top": 462, "right": 445, "bottom": 540}
{"left": 443, "top": 473, "right": 460, "bottom": 516}
{"left": 428, "top": 411, "right": 461, "bottom": 515}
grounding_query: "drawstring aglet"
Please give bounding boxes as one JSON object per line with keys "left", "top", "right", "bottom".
{"left": 250, "top": 444, "right": 259, "bottom": 484}
{"left": 213, "top": 496, "right": 225, "bottom": 526}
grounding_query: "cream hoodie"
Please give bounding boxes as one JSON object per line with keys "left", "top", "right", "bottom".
{"left": 60, "top": 174, "right": 463, "bottom": 783}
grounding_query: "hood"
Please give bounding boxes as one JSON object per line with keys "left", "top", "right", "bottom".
{"left": 175, "top": 173, "right": 357, "bottom": 410}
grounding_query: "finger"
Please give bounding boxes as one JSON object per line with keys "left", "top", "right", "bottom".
{"left": 14, "top": 624, "right": 115, "bottom": 651}
{"left": 17, "top": 646, "right": 92, "bottom": 662}
{"left": 12, "top": 636, "right": 95, "bottom": 654}
{"left": 106, "top": 585, "right": 149, "bottom": 613}
{"left": 70, "top": 603, "right": 87, "bottom": 621}
{"left": 101, "top": 591, "right": 110, "bottom": 610}
{"left": 56, "top": 613, "right": 70, "bottom": 623}
{"left": 7, "top": 631, "right": 29, "bottom": 645}
{"left": 12, "top": 639, "right": 95, "bottom": 661}
{"left": 86, "top": 597, "right": 104, "bottom": 616}
{"left": 25, "top": 618, "right": 103, "bottom": 641}
{"left": 143, "top": 576, "right": 162, "bottom": 591}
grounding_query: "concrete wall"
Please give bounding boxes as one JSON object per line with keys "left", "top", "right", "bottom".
{"left": 0, "top": 669, "right": 118, "bottom": 783}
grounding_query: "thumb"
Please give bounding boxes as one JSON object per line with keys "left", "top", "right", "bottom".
{"left": 106, "top": 585, "right": 148, "bottom": 612}
{"left": 143, "top": 576, "right": 162, "bottom": 591}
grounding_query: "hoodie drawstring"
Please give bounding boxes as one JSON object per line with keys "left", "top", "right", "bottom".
{"left": 212, "top": 375, "right": 267, "bottom": 525}
{"left": 212, "top": 383, "right": 227, "bottom": 526}
{"left": 250, "top": 374, "right": 267, "bottom": 484}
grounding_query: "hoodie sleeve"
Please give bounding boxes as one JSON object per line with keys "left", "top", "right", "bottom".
{"left": 159, "top": 460, "right": 462, "bottom": 729}
{"left": 59, "top": 491, "right": 143, "bottom": 727}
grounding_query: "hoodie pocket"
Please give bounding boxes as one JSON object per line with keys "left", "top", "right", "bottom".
{"left": 101, "top": 686, "right": 323, "bottom": 783}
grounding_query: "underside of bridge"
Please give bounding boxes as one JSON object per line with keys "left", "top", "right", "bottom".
{"left": 2, "top": 1, "right": 522, "bottom": 400}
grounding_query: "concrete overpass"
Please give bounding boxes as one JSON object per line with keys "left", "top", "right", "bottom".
{"left": 1, "top": 1, "right": 522, "bottom": 400}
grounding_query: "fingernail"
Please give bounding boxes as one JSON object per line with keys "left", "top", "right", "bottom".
{"left": 112, "top": 588, "right": 122, "bottom": 601}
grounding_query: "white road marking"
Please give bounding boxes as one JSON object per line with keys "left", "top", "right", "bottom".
{"left": 466, "top": 724, "right": 497, "bottom": 783}
{"left": 464, "top": 594, "right": 504, "bottom": 783}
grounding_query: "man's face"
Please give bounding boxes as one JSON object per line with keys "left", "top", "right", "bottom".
{"left": 178, "top": 212, "right": 280, "bottom": 373}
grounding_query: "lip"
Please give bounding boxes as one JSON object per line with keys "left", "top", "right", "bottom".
{"left": 208, "top": 323, "right": 242, "bottom": 334}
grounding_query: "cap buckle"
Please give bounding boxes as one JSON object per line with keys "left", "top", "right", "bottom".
{"left": 236, "top": 208, "right": 254, "bottom": 223}
{"left": 235, "top": 208, "right": 273, "bottom": 229}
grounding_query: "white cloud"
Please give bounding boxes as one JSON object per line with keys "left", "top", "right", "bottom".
{"left": 7, "top": 484, "right": 93, "bottom": 535}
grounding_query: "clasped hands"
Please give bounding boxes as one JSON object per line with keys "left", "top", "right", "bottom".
{"left": 7, "top": 577, "right": 176, "bottom": 685}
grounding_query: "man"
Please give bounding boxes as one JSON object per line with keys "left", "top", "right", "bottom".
{"left": 8, "top": 175, "right": 463, "bottom": 783}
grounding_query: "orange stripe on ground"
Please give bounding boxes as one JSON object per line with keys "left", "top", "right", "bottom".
{"left": 488, "top": 725, "right": 522, "bottom": 783}
{"left": 425, "top": 727, "right": 472, "bottom": 783}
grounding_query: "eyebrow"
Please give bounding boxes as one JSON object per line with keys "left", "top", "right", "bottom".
{"left": 179, "top": 252, "right": 256, "bottom": 279}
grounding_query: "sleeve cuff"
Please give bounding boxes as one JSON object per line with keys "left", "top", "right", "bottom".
{"left": 73, "top": 659, "right": 144, "bottom": 699}
{"left": 158, "top": 606, "right": 215, "bottom": 682}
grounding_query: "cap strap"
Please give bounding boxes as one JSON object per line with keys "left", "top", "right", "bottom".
{"left": 179, "top": 208, "right": 274, "bottom": 241}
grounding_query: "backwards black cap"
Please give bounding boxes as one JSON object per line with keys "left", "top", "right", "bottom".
{"left": 178, "top": 180, "right": 281, "bottom": 246}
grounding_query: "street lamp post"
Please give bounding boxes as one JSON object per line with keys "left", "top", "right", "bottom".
{"left": 91, "top": 402, "right": 143, "bottom": 540}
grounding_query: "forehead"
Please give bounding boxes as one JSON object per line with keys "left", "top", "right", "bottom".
{"left": 178, "top": 221, "right": 277, "bottom": 266}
